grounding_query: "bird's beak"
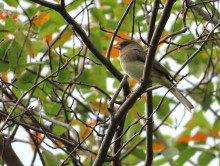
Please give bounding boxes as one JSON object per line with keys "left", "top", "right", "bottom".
{"left": 113, "top": 44, "right": 121, "bottom": 50}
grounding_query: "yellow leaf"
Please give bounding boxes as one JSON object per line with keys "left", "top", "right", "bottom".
{"left": 51, "top": 31, "right": 72, "bottom": 48}
{"left": 32, "top": 11, "right": 50, "bottom": 25}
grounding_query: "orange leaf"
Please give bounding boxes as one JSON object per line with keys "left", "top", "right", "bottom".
{"left": 12, "top": 15, "right": 18, "bottom": 20}
{"left": 87, "top": 121, "right": 97, "bottom": 127}
{"left": 160, "top": 31, "right": 168, "bottom": 39}
{"left": 4, "top": 33, "right": 10, "bottom": 40}
{"left": 191, "top": 132, "right": 207, "bottom": 142}
{"left": 141, "top": 95, "right": 147, "bottom": 102}
{"left": 34, "top": 132, "right": 42, "bottom": 143}
{"left": 80, "top": 125, "right": 92, "bottom": 139}
{"left": 1, "top": 73, "right": 8, "bottom": 82}
{"left": 103, "top": 47, "right": 119, "bottom": 58}
{"left": 201, "top": 52, "right": 208, "bottom": 58}
{"left": 0, "top": 13, "right": 6, "bottom": 19}
{"left": 122, "top": 0, "right": 131, "bottom": 4}
{"left": 210, "top": 129, "right": 219, "bottom": 138}
{"left": 29, "top": 132, "right": 42, "bottom": 150}
{"left": 176, "top": 135, "right": 191, "bottom": 143}
{"left": 153, "top": 143, "right": 165, "bottom": 151}
{"left": 54, "top": 140, "right": 64, "bottom": 147}
{"left": 100, "top": 2, "right": 106, "bottom": 7}
{"left": 129, "top": 79, "right": 137, "bottom": 86}
{"left": 32, "top": 11, "right": 50, "bottom": 25}
{"left": 43, "top": 34, "right": 53, "bottom": 45}
{"left": 105, "top": 32, "right": 130, "bottom": 43}
{"left": 158, "top": 31, "right": 169, "bottom": 47}
{"left": 87, "top": 99, "right": 109, "bottom": 115}
{"left": 176, "top": 132, "right": 208, "bottom": 143}
{"left": 117, "top": 32, "right": 130, "bottom": 41}
{"left": 80, "top": 121, "right": 97, "bottom": 139}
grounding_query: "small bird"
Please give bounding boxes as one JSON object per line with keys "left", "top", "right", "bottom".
{"left": 114, "top": 40, "right": 194, "bottom": 112}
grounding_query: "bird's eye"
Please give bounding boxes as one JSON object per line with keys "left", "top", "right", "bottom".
{"left": 122, "top": 41, "right": 129, "bottom": 46}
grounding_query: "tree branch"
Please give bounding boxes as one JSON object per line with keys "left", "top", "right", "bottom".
{"left": 92, "top": 1, "right": 176, "bottom": 165}
{"left": 0, "top": 135, "right": 23, "bottom": 166}
{"left": 144, "top": 0, "right": 160, "bottom": 165}
{"left": 187, "top": 0, "right": 220, "bottom": 25}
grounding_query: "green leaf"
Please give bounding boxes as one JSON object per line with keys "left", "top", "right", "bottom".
{"left": 7, "top": 40, "right": 27, "bottom": 73}
{"left": 14, "top": 28, "right": 37, "bottom": 57}
{"left": 198, "top": 151, "right": 215, "bottom": 165}
{"left": 42, "top": 149, "right": 60, "bottom": 166}
{"left": 33, "top": 83, "right": 53, "bottom": 102}
{"left": 14, "top": 70, "right": 35, "bottom": 90}
{"left": 0, "top": 40, "right": 13, "bottom": 72}
{"left": 11, "top": 86, "right": 22, "bottom": 98}
{"left": 153, "top": 158, "right": 169, "bottom": 166}
{"left": 5, "top": 17, "right": 16, "bottom": 31}
{"left": 3, "top": 0, "right": 18, "bottom": 7}
{"left": 53, "top": 125, "right": 66, "bottom": 136}
{"left": 162, "top": 147, "right": 179, "bottom": 159}
{"left": 66, "top": 0, "right": 84, "bottom": 11}
{"left": 216, "top": 81, "right": 220, "bottom": 105}
{"left": 173, "top": 148, "right": 198, "bottom": 165}
{"left": 38, "top": 11, "right": 66, "bottom": 39}
{"left": 126, "top": 121, "right": 142, "bottom": 142}
{"left": 100, "top": 0, "right": 118, "bottom": 6}
{"left": 89, "top": 29, "right": 104, "bottom": 53}
{"left": 153, "top": 95, "right": 173, "bottom": 124}
{"left": 213, "top": 119, "right": 220, "bottom": 131}
{"left": 133, "top": 148, "right": 145, "bottom": 160}
{"left": 0, "top": 25, "right": 6, "bottom": 41}
{"left": 90, "top": 7, "right": 106, "bottom": 26}
{"left": 0, "top": 61, "right": 9, "bottom": 72}
{"left": 0, "top": 3, "right": 4, "bottom": 12}
{"left": 43, "top": 102, "right": 60, "bottom": 116}
{"left": 50, "top": 58, "right": 59, "bottom": 73}
{"left": 0, "top": 39, "right": 13, "bottom": 57}
{"left": 185, "top": 111, "right": 211, "bottom": 129}
{"left": 191, "top": 82, "right": 213, "bottom": 110}
{"left": 57, "top": 67, "right": 72, "bottom": 82}
{"left": 189, "top": 54, "right": 208, "bottom": 78}
{"left": 123, "top": 151, "right": 140, "bottom": 166}
{"left": 129, "top": 98, "right": 145, "bottom": 118}
{"left": 78, "top": 65, "right": 107, "bottom": 91}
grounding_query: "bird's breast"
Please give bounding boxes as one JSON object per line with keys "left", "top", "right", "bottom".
{"left": 120, "top": 60, "right": 145, "bottom": 81}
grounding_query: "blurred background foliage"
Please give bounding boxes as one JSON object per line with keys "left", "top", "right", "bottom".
{"left": 0, "top": 0, "right": 220, "bottom": 165}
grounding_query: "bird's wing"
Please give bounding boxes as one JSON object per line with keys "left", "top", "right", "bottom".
{"left": 133, "top": 49, "right": 174, "bottom": 81}
{"left": 132, "top": 49, "right": 146, "bottom": 62}
{"left": 153, "top": 60, "right": 172, "bottom": 77}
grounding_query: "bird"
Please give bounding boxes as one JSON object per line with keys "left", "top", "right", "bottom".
{"left": 113, "top": 40, "right": 194, "bottom": 112}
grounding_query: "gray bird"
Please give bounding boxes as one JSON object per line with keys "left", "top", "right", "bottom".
{"left": 114, "top": 40, "right": 194, "bottom": 112}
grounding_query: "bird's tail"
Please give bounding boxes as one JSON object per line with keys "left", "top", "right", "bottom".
{"left": 170, "top": 86, "right": 194, "bottom": 112}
